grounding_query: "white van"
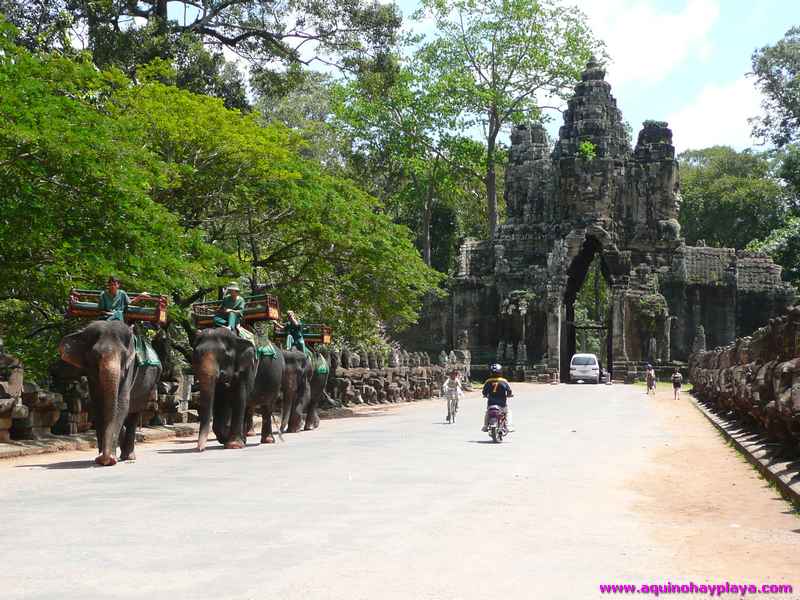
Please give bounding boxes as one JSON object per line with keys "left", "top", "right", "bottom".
{"left": 569, "top": 353, "right": 601, "bottom": 384}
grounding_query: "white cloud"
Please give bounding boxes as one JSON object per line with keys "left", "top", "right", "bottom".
{"left": 666, "top": 77, "right": 763, "bottom": 152}
{"left": 575, "top": 0, "right": 720, "bottom": 86}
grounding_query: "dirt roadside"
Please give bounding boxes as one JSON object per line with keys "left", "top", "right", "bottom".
{"left": 628, "top": 387, "right": 800, "bottom": 582}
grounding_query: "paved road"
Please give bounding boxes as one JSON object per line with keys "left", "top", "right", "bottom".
{"left": 2, "top": 383, "right": 798, "bottom": 599}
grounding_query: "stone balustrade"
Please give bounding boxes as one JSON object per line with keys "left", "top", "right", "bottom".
{"left": 689, "top": 306, "right": 800, "bottom": 454}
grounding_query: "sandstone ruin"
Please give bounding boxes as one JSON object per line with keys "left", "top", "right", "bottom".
{"left": 436, "top": 58, "right": 794, "bottom": 380}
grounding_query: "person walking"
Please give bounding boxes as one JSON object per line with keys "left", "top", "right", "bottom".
{"left": 671, "top": 368, "right": 683, "bottom": 400}
{"left": 645, "top": 364, "right": 656, "bottom": 395}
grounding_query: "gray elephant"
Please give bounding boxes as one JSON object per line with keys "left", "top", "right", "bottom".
{"left": 59, "top": 321, "right": 161, "bottom": 466}
{"left": 301, "top": 350, "right": 330, "bottom": 430}
{"left": 280, "top": 349, "right": 311, "bottom": 433}
{"left": 247, "top": 343, "right": 286, "bottom": 444}
{"left": 192, "top": 327, "right": 256, "bottom": 451}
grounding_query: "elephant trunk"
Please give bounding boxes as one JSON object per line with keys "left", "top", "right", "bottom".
{"left": 96, "top": 352, "right": 122, "bottom": 466}
{"left": 196, "top": 352, "right": 219, "bottom": 451}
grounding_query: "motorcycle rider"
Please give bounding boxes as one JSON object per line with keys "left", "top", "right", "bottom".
{"left": 482, "top": 363, "right": 513, "bottom": 432}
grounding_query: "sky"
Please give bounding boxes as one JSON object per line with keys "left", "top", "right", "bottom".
{"left": 394, "top": 0, "right": 800, "bottom": 153}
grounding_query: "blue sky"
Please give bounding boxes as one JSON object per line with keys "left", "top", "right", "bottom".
{"left": 395, "top": 0, "right": 800, "bottom": 153}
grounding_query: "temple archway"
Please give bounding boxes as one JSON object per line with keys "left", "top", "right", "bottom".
{"left": 561, "top": 235, "right": 613, "bottom": 382}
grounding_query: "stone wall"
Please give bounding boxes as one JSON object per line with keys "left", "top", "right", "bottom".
{"left": 0, "top": 339, "right": 65, "bottom": 441}
{"left": 689, "top": 306, "right": 800, "bottom": 454}
{"left": 321, "top": 346, "right": 471, "bottom": 408}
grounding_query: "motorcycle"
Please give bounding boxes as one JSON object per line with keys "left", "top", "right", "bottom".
{"left": 486, "top": 405, "right": 509, "bottom": 443}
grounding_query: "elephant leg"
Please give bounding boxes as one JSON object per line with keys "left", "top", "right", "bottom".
{"left": 288, "top": 396, "right": 304, "bottom": 433}
{"left": 244, "top": 408, "right": 255, "bottom": 437}
{"left": 259, "top": 399, "right": 275, "bottom": 445}
{"left": 280, "top": 392, "right": 291, "bottom": 433}
{"left": 224, "top": 383, "right": 246, "bottom": 449}
{"left": 96, "top": 412, "right": 122, "bottom": 467}
{"left": 288, "top": 374, "right": 308, "bottom": 433}
{"left": 197, "top": 379, "right": 219, "bottom": 452}
{"left": 119, "top": 412, "right": 138, "bottom": 461}
{"left": 304, "top": 390, "right": 318, "bottom": 431}
{"left": 212, "top": 395, "right": 230, "bottom": 446}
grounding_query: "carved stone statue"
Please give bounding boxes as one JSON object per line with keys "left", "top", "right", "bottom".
{"left": 496, "top": 341, "right": 506, "bottom": 363}
{"left": 516, "top": 341, "right": 527, "bottom": 366}
{"left": 647, "top": 336, "right": 658, "bottom": 363}
{"left": 692, "top": 325, "right": 707, "bottom": 353}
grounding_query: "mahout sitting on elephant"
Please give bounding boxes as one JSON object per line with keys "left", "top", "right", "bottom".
{"left": 192, "top": 327, "right": 256, "bottom": 451}
{"left": 59, "top": 320, "right": 161, "bottom": 465}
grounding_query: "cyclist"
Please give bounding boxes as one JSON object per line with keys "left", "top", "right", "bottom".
{"left": 442, "top": 369, "right": 462, "bottom": 423}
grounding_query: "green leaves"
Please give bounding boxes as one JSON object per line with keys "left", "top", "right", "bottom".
{"left": 678, "top": 146, "right": 790, "bottom": 250}
{"left": 414, "top": 0, "right": 602, "bottom": 235}
{"left": 0, "top": 25, "right": 441, "bottom": 376}
{"left": 751, "top": 27, "right": 800, "bottom": 148}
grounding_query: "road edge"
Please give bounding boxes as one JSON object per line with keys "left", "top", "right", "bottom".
{"left": 689, "top": 396, "right": 800, "bottom": 510}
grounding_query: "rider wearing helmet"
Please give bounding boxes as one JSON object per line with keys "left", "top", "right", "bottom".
{"left": 482, "top": 363, "right": 513, "bottom": 431}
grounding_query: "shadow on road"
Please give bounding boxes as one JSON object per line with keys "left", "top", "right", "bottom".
{"left": 15, "top": 459, "right": 101, "bottom": 470}
{"left": 156, "top": 445, "right": 232, "bottom": 454}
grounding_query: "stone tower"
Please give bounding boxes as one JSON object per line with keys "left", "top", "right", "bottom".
{"left": 448, "top": 59, "right": 794, "bottom": 379}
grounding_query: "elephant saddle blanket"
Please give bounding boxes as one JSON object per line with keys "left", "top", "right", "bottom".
{"left": 133, "top": 334, "right": 161, "bottom": 368}
{"left": 256, "top": 340, "right": 278, "bottom": 360}
{"left": 304, "top": 349, "right": 329, "bottom": 375}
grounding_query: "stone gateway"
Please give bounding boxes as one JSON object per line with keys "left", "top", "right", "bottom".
{"left": 447, "top": 59, "right": 794, "bottom": 380}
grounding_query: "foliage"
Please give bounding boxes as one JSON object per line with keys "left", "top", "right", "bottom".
{"left": 751, "top": 27, "right": 800, "bottom": 147}
{"left": 0, "top": 23, "right": 236, "bottom": 376}
{"left": 0, "top": 23, "right": 442, "bottom": 376}
{"left": 678, "top": 146, "right": 792, "bottom": 249}
{"left": 332, "top": 61, "right": 486, "bottom": 268}
{"left": 573, "top": 257, "right": 609, "bottom": 360}
{"left": 110, "top": 81, "right": 442, "bottom": 338}
{"left": 746, "top": 217, "right": 800, "bottom": 287}
{"left": 414, "top": 0, "right": 602, "bottom": 236}
{"left": 577, "top": 140, "right": 597, "bottom": 161}
{"left": 255, "top": 71, "right": 349, "bottom": 169}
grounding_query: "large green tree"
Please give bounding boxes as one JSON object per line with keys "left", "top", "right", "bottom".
{"left": 678, "top": 146, "right": 792, "bottom": 250}
{"left": 414, "top": 0, "right": 601, "bottom": 237}
{"left": 751, "top": 26, "right": 800, "bottom": 148}
{"left": 0, "top": 22, "right": 235, "bottom": 375}
{"left": 0, "top": 21, "right": 442, "bottom": 374}
{"left": 333, "top": 62, "right": 486, "bottom": 268}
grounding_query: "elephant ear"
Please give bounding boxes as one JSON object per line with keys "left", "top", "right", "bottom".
{"left": 234, "top": 338, "right": 256, "bottom": 373}
{"left": 59, "top": 330, "right": 88, "bottom": 371}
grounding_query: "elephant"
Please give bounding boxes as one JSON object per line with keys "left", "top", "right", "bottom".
{"left": 247, "top": 346, "right": 286, "bottom": 444}
{"left": 59, "top": 321, "right": 161, "bottom": 466}
{"left": 192, "top": 327, "right": 256, "bottom": 451}
{"left": 302, "top": 351, "right": 330, "bottom": 430}
{"left": 280, "top": 349, "right": 311, "bottom": 433}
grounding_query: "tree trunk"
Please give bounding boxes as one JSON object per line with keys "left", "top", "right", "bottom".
{"left": 486, "top": 111, "right": 500, "bottom": 238}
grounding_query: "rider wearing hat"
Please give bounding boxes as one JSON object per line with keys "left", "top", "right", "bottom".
{"left": 213, "top": 283, "right": 245, "bottom": 331}
{"left": 482, "top": 363, "right": 513, "bottom": 431}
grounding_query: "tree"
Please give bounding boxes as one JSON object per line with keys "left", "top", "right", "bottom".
{"left": 333, "top": 63, "right": 485, "bottom": 267}
{"left": 415, "top": 0, "right": 601, "bottom": 237}
{"left": 747, "top": 218, "right": 800, "bottom": 288}
{"left": 111, "top": 80, "right": 444, "bottom": 341}
{"left": 35, "top": 0, "right": 401, "bottom": 69}
{"left": 751, "top": 27, "right": 800, "bottom": 147}
{"left": 678, "top": 146, "right": 792, "bottom": 250}
{"left": 0, "top": 23, "right": 235, "bottom": 375}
